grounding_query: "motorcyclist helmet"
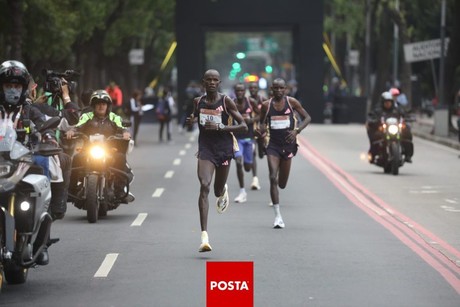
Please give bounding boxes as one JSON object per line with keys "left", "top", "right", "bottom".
{"left": 381, "top": 91, "right": 394, "bottom": 109}
{"left": 0, "top": 60, "right": 31, "bottom": 107}
{"left": 90, "top": 89, "right": 112, "bottom": 113}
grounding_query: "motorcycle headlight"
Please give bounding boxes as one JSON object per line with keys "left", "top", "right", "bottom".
{"left": 20, "top": 201, "right": 31, "bottom": 211}
{"left": 388, "top": 124, "right": 399, "bottom": 135}
{"left": 90, "top": 146, "right": 106, "bottom": 159}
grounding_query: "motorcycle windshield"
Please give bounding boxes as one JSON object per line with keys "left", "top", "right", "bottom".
{"left": 385, "top": 117, "right": 398, "bottom": 125}
{"left": 0, "top": 116, "right": 30, "bottom": 158}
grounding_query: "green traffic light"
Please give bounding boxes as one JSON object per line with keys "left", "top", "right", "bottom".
{"left": 236, "top": 52, "right": 246, "bottom": 59}
{"left": 265, "top": 65, "right": 273, "bottom": 74}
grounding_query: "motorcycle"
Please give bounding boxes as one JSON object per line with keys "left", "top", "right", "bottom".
{"left": 68, "top": 133, "right": 134, "bottom": 223}
{"left": 0, "top": 113, "right": 61, "bottom": 291}
{"left": 369, "top": 115, "right": 406, "bottom": 175}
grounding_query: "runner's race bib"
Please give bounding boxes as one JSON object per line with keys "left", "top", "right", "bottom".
{"left": 199, "top": 109, "right": 222, "bottom": 126}
{"left": 270, "top": 115, "right": 290, "bottom": 129}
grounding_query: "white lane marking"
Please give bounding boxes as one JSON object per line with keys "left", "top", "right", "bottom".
{"left": 173, "top": 158, "right": 181, "bottom": 165}
{"left": 185, "top": 143, "right": 192, "bottom": 149}
{"left": 131, "top": 213, "right": 148, "bottom": 226}
{"left": 179, "top": 150, "right": 186, "bottom": 156}
{"left": 165, "top": 170, "right": 174, "bottom": 178}
{"left": 445, "top": 198, "right": 458, "bottom": 204}
{"left": 94, "top": 253, "right": 119, "bottom": 278}
{"left": 152, "top": 188, "right": 164, "bottom": 197}
{"left": 440, "top": 205, "right": 460, "bottom": 213}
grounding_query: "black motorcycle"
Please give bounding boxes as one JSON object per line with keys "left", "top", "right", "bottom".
{"left": 68, "top": 133, "right": 134, "bottom": 223}
{"left": 369, "top": 115, "right": 407, "bottom": 175}
{"left": 0, "top": 114, "right": 60, "bottom": 290}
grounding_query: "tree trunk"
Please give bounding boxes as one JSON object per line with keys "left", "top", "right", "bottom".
{"left": 7, "top": 0, "right": 23, "bottom": 60}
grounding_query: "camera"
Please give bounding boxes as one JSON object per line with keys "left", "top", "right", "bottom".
{"left": 42, "top": 69, "right": 79, "bottom": 94}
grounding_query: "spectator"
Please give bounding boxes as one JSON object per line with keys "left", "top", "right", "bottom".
{"left": 105, "top": 81, "right": 123, "bottom": 114}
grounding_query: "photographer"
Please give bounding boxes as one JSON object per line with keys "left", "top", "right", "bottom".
{"left": 29, "top": 71, "right": 81, "bottom": 220}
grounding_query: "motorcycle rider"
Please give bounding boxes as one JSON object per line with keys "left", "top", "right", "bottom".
{"left": 366, "top": 91, "right": 414, "bottom": 163}
{"left": 66, "top": 89, "right": 134, "bottom": 202}
{"left": 0, "top": 60, "right": 61, "bottom": 265}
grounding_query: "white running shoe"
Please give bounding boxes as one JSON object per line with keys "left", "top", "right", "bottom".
{"left": 251, "top": 176, "right": 261, "bottom": 190}
{"left": 234, "top": 191, "right": 247, "bottom": 203}
{"left": 199, "top": 231, "right": 212, "bottom": 252}
{"left": 268, "top": 202, "right": 273, "bottom": 207}
{"left": 273, "top": 216, "right": 285, "bottom": 229}
{"left": 216, "top": 184, "right": 229, "bottom": 213}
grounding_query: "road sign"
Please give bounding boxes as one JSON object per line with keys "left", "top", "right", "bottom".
{"left": 129, "top": 49, "right": 144, "bottom": 65}
{"left": 348, "top": 50, "right": 359, "bottom": 66}
{"left": 403, "top": 38, "right": 450, "bottom": 63}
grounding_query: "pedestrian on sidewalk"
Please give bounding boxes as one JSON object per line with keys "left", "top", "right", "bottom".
{"left": 256, "top": 78, "right": 311, "bottom": 229}
{"left": 186, "top": 69, "right": 247, "bottom": 252}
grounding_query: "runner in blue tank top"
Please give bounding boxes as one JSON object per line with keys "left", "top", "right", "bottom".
{"left": 186, "top": 69, "right": 247, "bottom": 252}
{"left": 256, "top": 78, "right": 311, "bottom": 229}
{"left": 233, "top": 83, "right": 260, "bottom": 203}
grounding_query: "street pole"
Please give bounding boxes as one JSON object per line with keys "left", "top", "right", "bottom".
{"left": 365, "top": 0, "right": 371, "bottom": 112}
{"left": 439, "top": 0, "right": 446, "bottom": 108}
{"left": 434, "top": 0, "right": 448, "bottom": 137}
{"left": 392, "top": 0, "right": 399, "bottom": 85}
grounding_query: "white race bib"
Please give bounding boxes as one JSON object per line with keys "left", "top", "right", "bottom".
{"left": 270, "top": 115, "right": 290, "bottom": 130}
{"left": 199, "top": 109, "right": 222, "bottom": 126}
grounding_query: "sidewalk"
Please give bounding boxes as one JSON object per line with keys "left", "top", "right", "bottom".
{"left": 412, "top": 113, "right": 460, "bottom": 150}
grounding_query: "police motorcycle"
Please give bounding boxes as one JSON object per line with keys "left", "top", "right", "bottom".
{"left": 0, "top": 112, "right": 61, "bottom": 290}
{"left": 68, "top": 130, "right": 134, "bottom": 223}
{"left": 369, "top": 114, "right": 407, "bottom": 175}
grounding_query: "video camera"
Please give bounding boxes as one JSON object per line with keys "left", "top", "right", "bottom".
{"left": 42, "top": 69, "right": 79, "bottom": 94}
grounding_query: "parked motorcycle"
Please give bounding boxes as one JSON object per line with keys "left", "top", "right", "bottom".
{"left": 369, "top": 115, "right": 407, "bottom": 175}
{"left": 68, "top": 133, "right": 134, "bottom": 223}
{"left": 0, "top": 113, "right": 61, "bottom": 291}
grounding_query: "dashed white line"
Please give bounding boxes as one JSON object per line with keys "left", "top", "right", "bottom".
{"left": 152, "top": 188, "right": 164, "bottom": 197}
{"left": 173, "top": 158, "right": 181, "bottom": 165}
{"left": 179, "top": 150, "right": 186, "bottom": 156}
{"left": 165, "top": 170, "right": 174, "bottom": 178}
{"left": 131, "top": 213, "right": 148, "bottom": 226}
{"left": 185, "top": 143, "right": 192, "bottom": 149}
{"left": 445, "top": 198, "right": 458, "bottom": 204}
{"left": 94, "top": 253, "right": 119, "bottom": 278}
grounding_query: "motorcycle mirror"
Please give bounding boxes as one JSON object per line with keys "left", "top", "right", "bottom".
{"left": 38, "top": 116, "right": 61, "bottom": 133}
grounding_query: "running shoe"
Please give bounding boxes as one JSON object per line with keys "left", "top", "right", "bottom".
{"left": 216, "top": 184, "right": 229, "bottom": 213}
{"left": 199, "top": 231, "right": 212, "bottom": 252}
{"left": 234, "top": 191, "right": 247, "bottom": 203}
{"left": 273, "top": 216, "right": 285, "bottom": 229}
{"left": 268, "top": 202, "right": 273, "bottom": 207}
{"left": 251, "top": 176, "right": 261, "bottom": 190}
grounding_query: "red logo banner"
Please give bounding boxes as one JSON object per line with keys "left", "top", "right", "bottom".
{"left": 206, "top": 261, "right": 254, "bottom": 307}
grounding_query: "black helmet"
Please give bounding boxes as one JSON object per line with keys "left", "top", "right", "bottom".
{"left": 90, "top": 89, "right": 112, "bottom": 113}
{"left": 0, "top": 60, "right": 30, "bottom": 107}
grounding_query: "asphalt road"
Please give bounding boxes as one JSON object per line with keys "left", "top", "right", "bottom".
{"left": 1, "top": 122, "right": 460, "bottom": 307}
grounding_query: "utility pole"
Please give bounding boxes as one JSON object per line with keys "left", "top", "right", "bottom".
{"left": 434, "top": 0, "right": 448, "bottom": 137}
{"left": 392, "top": 0, "right": 399, "bottom": 85}
{"left": 365, "top": 0, "right": 372, "bottom": 111}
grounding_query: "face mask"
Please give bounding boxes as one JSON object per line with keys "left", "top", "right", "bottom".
{"left": 4, "top": 87, "right": 22, "bottom": 105}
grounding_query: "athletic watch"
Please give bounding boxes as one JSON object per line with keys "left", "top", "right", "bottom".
{"left": 218, "top": 123, "right": 225, "bottom": 131}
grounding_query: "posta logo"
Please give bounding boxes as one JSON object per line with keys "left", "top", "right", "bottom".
{"left": 206, "top": 261, "right": 253, "bottom": 307}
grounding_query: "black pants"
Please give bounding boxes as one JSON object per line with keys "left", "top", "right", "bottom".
{"left": 50, "top": 152, "right": 71, "bottom": 217}
{"left": 159, "top": 119, "right": 171, "bottom": 141}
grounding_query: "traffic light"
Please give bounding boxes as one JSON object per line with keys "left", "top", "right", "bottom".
{"left": 265, "top": 65, "right": 273, "bottom": 74}
{"left": 236, "top": 52, "right": 246, "bottom": 60}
